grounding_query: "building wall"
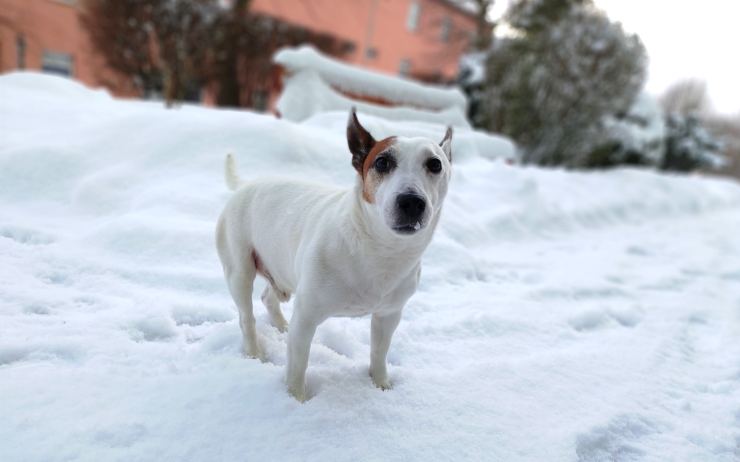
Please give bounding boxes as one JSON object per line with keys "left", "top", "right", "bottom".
{"left": 0, "top": 0, "right": 135, "bottom": 95}
{"left": 0, "top": 0, "right": 475, "bottom": 101}
{"left": 251, "top": 0, "right": 476, "bottom": 82}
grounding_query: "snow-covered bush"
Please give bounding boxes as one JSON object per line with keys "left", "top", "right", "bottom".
{"left": 457, "top": 52, "right": 487, "bottom": 127}
{"left": 588, "top": 95, "right": 725, "bottom": 172}
{"left": 506, "top": 0, "right": 592, "bottom": 33}
{"left": 482, "top": 0, "right": 647, "bottom": 167}
{"left": 591, "top": 93, "right": 666, "bottom": 167}
{"left": 661, "top": 114, "right": 725, "bottom": 172}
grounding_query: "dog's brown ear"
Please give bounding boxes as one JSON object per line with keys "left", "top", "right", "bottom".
{"left": 440, "top": 126, "right": 453, "bottom": 162}
{"left": 347, "top": 108, "right": 376, "bottom": 174}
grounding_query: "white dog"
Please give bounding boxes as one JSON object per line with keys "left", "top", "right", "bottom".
{"left": 216, "top": 109, "right": 452, "bottom": 401}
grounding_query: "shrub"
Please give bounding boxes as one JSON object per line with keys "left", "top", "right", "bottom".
{"left": 482, "top": 0, "right": 647, "bottom": 167}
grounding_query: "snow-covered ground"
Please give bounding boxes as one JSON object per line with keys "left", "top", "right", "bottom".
{"left": 2, "top": 73, "right": 740, "bottom": 461}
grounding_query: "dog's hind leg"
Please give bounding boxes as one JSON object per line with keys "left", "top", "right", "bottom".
{"left": 226, "top": 266, "right": 262, "bottom": 360}
{"left": 261, "top": 286, "right": 288, "bottom": 333}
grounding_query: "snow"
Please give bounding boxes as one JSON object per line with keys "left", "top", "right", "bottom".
{"left": 277, "top": 69, "right": 472, "bottom": 128}
{"left": 604, "top": 92, "right": 666, "bottom": 165}
{"left": 458, "top": 51, "right": 487, "bottom": 87}
{"left": 275, "top": 45, "right": 467, "bottom": 112}
{"left": 2, "top": 72, "right": 740, "bottom": 461}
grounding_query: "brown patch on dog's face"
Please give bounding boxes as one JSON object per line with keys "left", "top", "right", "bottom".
{"left": 361, "top": 137, "right": 397, "bottom": 203}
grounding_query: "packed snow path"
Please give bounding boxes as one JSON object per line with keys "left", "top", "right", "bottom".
{"left": 1, "top": 74, "right": 739, "bottom": 461}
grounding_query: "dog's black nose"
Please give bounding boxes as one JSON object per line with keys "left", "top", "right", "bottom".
{"left": 396, "top": 193, "right": 426, "bottom": 221}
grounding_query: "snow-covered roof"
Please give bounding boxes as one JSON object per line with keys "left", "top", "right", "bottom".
{"left": 274, "top": 45, "right": 468, "bottom": 112}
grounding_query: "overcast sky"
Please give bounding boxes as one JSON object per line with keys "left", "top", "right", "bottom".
{"left": 490, "top": 0, "right": 740, "bottom": 115}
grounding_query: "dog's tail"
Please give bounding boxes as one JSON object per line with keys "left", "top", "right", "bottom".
{"left": 224, "top": 153, "right": 242, "bottom": 191}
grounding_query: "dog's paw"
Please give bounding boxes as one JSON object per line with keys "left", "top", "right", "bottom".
{"left": 370, "top": 371, "right": 392, "bottom": 391}
{"left": 288, "top": 385, "right": 308, "bottom": 403}
{"left": 242, "top": 344, "right": 265, "bottom": 362}
{"left": 271, "top": 318, "right": 288, "bottom": 334}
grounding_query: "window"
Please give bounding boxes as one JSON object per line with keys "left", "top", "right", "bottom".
{"left": 399, "top": 58, "right": 411, "bottom": 77}
{"left": 342, "top": 42, "right": 356, "bottom": 54}
{"left": 440, "top": 17, "right": 452, "bottom": 43}
{"left": 42, "top": 51, "right": 73, "bottom": 76}
{"left": 251, "top": 90, "right": 268, "bottom": 112}
{"left": 16, "top": 35, "right": 26, "bottom": 69}
{"left": 182, "top": 79, "right": 202, "bottom": 103}
{"left": 406, "top": 1, "right": 421, "bottom": 32}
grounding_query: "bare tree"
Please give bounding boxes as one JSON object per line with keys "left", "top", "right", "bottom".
{"left": 447, "top": 0, "right": 496, "bottom": 50}
{"left": 659, "top": 79, "right": 710, "bottom": 116}
{"left": 205, "top": 2, "right": 349, "bottom": 107}
{"left": 152, "top": 0, "right": 211, "bottom": 106}
{"left": 471, "top": 0, "right": 495, "bottom": 50}
{"left": 82, "top": 0, "right": 349, "bottom": 108}
{"left": 80, "top": 1, "right": 162, "bottom": 96}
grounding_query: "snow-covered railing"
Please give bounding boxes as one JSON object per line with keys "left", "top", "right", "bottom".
{"left": 273, "top": 45, "right": 470, "bottom": 128}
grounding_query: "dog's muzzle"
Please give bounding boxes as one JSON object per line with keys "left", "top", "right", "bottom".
{"left": 393, "top": 192, "right": 426, "bottom": 234}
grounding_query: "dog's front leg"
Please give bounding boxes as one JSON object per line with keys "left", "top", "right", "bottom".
{"left": 370, "top": 310, "right": 403, "bottom": 390}
{"left": 286, "top": 307, "right": 321, "bottom": 402}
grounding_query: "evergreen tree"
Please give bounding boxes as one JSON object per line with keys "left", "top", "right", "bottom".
{"left": 662, "top": 115, "right": 724, "bottom": 172}
{"left": 482, "top": 0, "right": 647, "bottom": 167}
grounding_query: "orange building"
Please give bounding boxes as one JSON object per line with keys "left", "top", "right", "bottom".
{"left": 252, "top": 0, "right": 477, "bottom": 82}
{"left": 0, "top": 0, "right": 137, "bottom": 94}
{"left": 0, "top": 0, "right": 476, "bottom": 104}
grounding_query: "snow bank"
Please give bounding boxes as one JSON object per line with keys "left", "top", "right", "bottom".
{"left": 275, "top": 45, "right": 467, "bottom": 111}
{"left": 2, "top": 73, "right": 740, "bottom": 461}
{"left": 300, "top": 110, "right": 516, "bottom": 163}
{"left": 274, "top": 46, "right": 470, "bottom": 128}
{"left": 277, "top": 70, "right": 471, "bottom": 128}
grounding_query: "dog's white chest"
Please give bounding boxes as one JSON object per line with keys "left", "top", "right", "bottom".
{"left": 333, "top": 269, "right": 419, "bottom": 318}
{"left": 341, "top": 294, "right": 390, "bottom": 316}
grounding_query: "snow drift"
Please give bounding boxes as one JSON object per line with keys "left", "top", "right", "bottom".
{"left": 275, "top": 45, "right": 467, "bottom": 112}
{"left": 2, "top": 73, "right": 740, "bottom": 462}
{"left": 275, "top": 45, "right": 470, "bottom": 128}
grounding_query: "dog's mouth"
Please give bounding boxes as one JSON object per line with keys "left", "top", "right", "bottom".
{"left": 392, "top": 221, "right": 423, "bottom": 235}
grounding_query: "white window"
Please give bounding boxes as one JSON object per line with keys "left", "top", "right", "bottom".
{"left": 251, "top": 90, "right": 268, "bottom": 112}
{"left": 441, "top": 17, "right": 452, "bottom": 42}
{"left": 16, "top": 35, "right": 26, "bottom": 69}
{"left": 42, "top": 51, "right": 73, "bottom": 77}
{"left": 399, "top": 58, "right": 411, "bottom": 77}
{"left": 406, "top": 1, "right": 421, "bottom": 32}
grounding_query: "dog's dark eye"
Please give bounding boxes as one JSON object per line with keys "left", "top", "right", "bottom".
{"left": 374, "top": 156, "right": 392, "bottom": 173}
{"left": 426, "top": 158, "right": 442, "bottom": 174}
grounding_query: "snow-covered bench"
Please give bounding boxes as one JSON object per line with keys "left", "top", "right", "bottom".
{"left": 273, "top": 45, "right": 471, "bottom": 128}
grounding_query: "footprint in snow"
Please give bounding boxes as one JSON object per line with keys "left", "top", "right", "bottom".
{"left": 23, "top": 303, "right": 52, "bottom": 315}
{"left": 171, "top": 305, "right": 234, "bottom": 326}
{"left": 575, "top": 414, "right": 661, "bottom": 461}
{"left": 128, "top": 317, "right": 177, "bottom": 342}
{"left": 92, "top": 423, "right": 148, "bottom": 448}
{"left": 0, "top": 226, "right": 55, "bottom": 245}
{"left": 568, "top": 306, "right": 643, "bottom": 332}
{"left": 0, "top": 343, "right": 85, "bottom": 366}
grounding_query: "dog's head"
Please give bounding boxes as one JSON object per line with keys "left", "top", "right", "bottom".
{"left": 347, "top": 108, "right": 452, "bottom": 237}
